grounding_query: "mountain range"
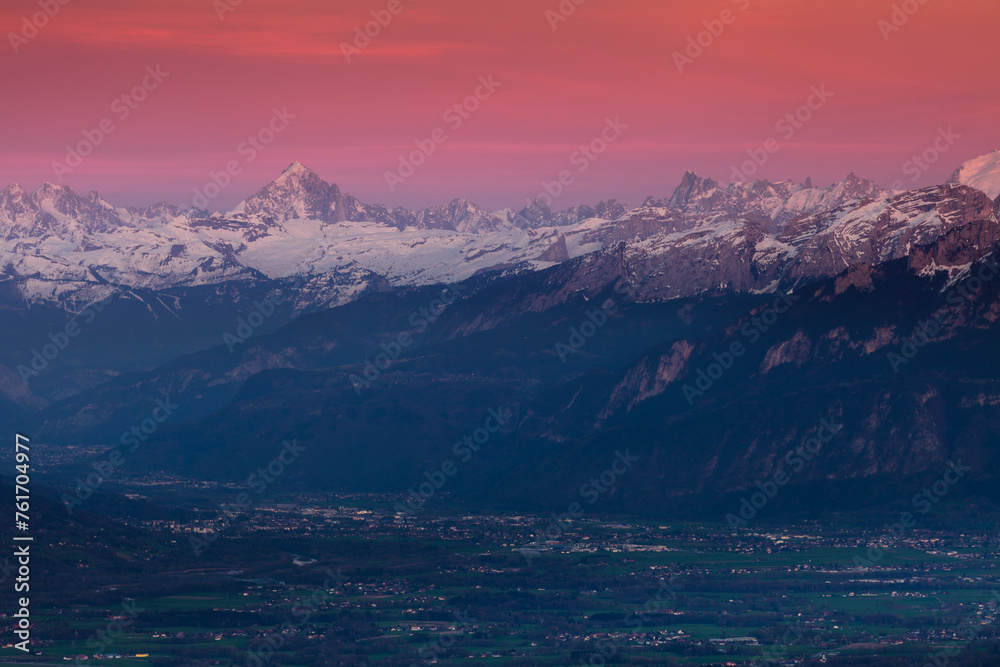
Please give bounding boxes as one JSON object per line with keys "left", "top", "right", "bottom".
{"left": 2, "top": 152, "right": 996, "bottom": 312}
{"left": 4, "top": 149, "right": 1000, "bottom": 520}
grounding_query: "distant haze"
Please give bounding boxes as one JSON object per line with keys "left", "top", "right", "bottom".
{"left": 0, "top": 0, "right": 997, "bottom": 210}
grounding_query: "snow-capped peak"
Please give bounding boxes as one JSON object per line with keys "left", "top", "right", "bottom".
{"left": 669, "top": 171, "right": 722, "bottom": 208}
{"left": 34, "top": 181, "right": 70, "bottom": 197}
{"left": 279, "top": 161, "right": 312, "bottom": 180}
{"left": 948, "top": 150, "right": 1000, "bottom": 200}
{"left": 234, "top": 163, "right": 340, "bottom": 222}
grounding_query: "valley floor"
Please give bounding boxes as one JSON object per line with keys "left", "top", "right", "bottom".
{"left": 5, "top": 486, "right": 1000, "bottom": 666}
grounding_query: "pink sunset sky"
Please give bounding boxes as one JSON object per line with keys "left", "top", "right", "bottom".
{"left": 1, "top": 0, "right": 998, "bottom": 211}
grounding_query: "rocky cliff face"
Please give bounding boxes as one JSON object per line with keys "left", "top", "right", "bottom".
{"left": 34, "top": 232, "right": 1000, "bottom": 518}
{"left": 413, "top": 198, "right": 514, "bottom": 233}
{"left": 237, "top": 162, "right": 343, "bottom": 222}
{"left": 576, "top": 182, "right": 997, "bottom": 305}
{"left": 948, "top": 148, "right": 1000, "bottom": 199}
{"left": 0, "top": 182, "right": 130, "bottom": 240}
{"left": 487, "top": 240, "right": 1000, "bottom": 514}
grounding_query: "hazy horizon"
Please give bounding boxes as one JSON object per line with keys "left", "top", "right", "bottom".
{"left": 2, "top": 0, "right": 997, "bottom": 210}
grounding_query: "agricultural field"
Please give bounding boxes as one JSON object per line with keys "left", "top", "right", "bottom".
{"left": 4, "top": 488, "right": 1000, "bottom": 665}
